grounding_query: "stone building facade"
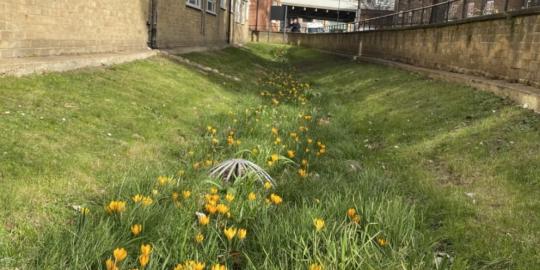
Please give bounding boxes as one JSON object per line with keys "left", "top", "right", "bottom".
{"left": 0, "top": 0, "right": 250, "bottom": 59}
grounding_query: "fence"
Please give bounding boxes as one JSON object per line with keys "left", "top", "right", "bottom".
{"left": 255, "top": 0, "right": 540, "bottom": 33}
{"left": 356, "top": 0, "right": 540, "bottom": 31}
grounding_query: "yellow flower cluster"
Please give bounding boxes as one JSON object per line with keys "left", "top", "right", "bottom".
{"left": 347, "top": 208, "right": 361, "bottom": 224}
{"left": 138, "top": 244, "right": 152, "bottom": 267}
{"left": 96, "top": 71, "right": 340, "bottom": 270}
{"left": 174, "top": 260, "right": 206, "bottom": 270}
{"left": 132, "top": 194, "right": 153, "bottom": 206}
{"left": 105, "top": 201, "right": 126, "bottom": 214}
{"left": 157, "top": 175, "right": 172, "bottom": 186}
{"left": 105, "top": 247, "right": 127, "bottom": 270}
{"left": 269, "top": 193, "right": 283, "bottom": 205}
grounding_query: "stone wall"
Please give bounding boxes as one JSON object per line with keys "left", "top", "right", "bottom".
{"left": 0, "top": 0, "right": 150, "bottom": 58}
{"left": 156, "top": 0, "right": 229, "bottom": 49}
{"left": 287, "top": 10, "right": 540, "bottom": 87}
{"left": 251, "top": 31, "right": 288, "bottom": 43}
{"left": 0, "top": 0, "right": 250, "bottom": 59}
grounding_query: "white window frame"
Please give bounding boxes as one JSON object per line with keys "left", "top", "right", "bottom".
{"left": 220, "top": 0, "right": 227, "bottom": 10}
{"left": 235, "top": 0, "right": 248, "bottom": 24}
{"left": 234, "top": 0, "right": 241, "bottom": 23}
{"left": 242, "top": 0, "right": 248, "bottom": 24}
{"left": 186, "top": 0, "right": 201, "bottom": 9}
{"left": 207, "top": 0, "right": 217, "bottom": 14}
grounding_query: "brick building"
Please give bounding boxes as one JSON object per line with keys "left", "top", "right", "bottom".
{"left": 249, "top": 0, "right": 282, "bottom": 31}
{"left": 0, "top": 0, "right": 251, "bottom": 59}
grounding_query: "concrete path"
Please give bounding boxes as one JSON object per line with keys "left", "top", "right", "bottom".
{"left": 357, "top": 56, "right": 540, "bottom": 113}
{"left": 0, "top": 50, "right": 158, "bottom": 77}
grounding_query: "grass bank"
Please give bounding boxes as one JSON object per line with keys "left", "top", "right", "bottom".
{"left": 0, "top": 44, "right": 539, "bottom": 269}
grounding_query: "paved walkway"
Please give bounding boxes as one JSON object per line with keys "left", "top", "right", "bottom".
{"left": 0, "top": 50, "right": 158, "bottom": 77}
{"left": 358, "top": 56, "right": 540, "bottom": 113}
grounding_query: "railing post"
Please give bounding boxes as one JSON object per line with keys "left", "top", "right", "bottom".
{"left": 446, "top": 1, "right": 451, "bottom": 22}
{"left": 421, "top": 7, "right": 425, "bottom": 24}
{"left": 462, "top": 0, "right": 468, "bottom": 18}
{"left": 504, "top": 0, "right": 509, "bottom": 11}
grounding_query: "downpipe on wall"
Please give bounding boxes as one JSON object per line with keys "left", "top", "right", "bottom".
{"left": 148, "top": 0, "right": 158, "bottom": 49}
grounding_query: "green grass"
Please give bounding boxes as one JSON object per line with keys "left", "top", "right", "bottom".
{"left": 0, "top": 43, "right": 539, "bottom": 269}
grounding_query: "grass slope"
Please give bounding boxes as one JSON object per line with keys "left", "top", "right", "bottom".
{"left": 0, "top": 43, "right": 538, "bottom": 269}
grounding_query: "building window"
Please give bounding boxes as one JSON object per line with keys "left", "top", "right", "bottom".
{"left": 242, "top": 0, "right": 248, "bottom": 24}
{"left": 207, "top": 0, "right": 216, "bottom": 14}
{"left": 484, "top": 0, "right": 495, "bottom": 14}
{"left": 235, "top": 0, "right": 241, "bottom": 23}
{"left": 235, "top": 0, "right": 248, "bottom": 24}
{"left": 186, "top": 0, "right": 201, "bottom": 9}
{"left": 466, "top": 2, "right": 475, "bottom": 17}
{"left": 220, "top": 0, "right": 227, "bottom": 9}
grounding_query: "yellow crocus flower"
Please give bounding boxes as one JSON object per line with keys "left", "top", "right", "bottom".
{"left": 347, "top": 208, "right": 356, "bottom": 218}
{"left": 313, "top": 218, "right": 325, "bottom": 232}
{"left": 194, "top": 233, "right": 204, "bottom": 244}
{"left": 377, "top": 238, "right": 389, "bottom": 247}
{"left": 141, "top": 196, "right": 153, "bottom": 206}
{"left": 198, "top": 214, "right": 210, "bottom": 225}
{"left": 237, "top": 228, "right": 247, "bottom": 240}
{"left": 216, "top": 204, "right": 229, "bottom": 215}
{"left": 140, "top": 244, "right": 152, "bottom": 256}
{"left": 287, "top": 150, "right": 295, "bottom": 158}
{"left": 269, "top": 194, "right": 283, "bottom": 205}
{"left": 105, "top": 258, "right": 118, "bottom": 270}
{"left": 211, "top": 264, "right": 228, "bottom": 270}
{"left": 131, "top": 224, "right": 142, "bottom": 236}
{"left": 139, "top": 254, "right": 150, "bottom": 267}
{"left": 223, "top": 227, "right": 237, "bottom": 240}
{"left": 113, "top": 247, "right": 127, "bottom": 262}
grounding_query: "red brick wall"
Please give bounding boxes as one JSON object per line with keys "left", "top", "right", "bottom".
{"left": 248, "top": 0, "right": 275, "bottom": 31}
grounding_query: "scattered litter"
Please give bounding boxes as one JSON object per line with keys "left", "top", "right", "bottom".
{"left": 346, "top": 160, "right": 362, "bottom": 172}
{"left": 465, "top": 192, "right": 476, "bottom": 204}
{"left": 434, "top": 252, "right": 454, "bottom": 269}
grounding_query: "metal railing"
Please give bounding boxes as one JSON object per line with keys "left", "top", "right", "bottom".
{"left": 259, "top": 0, "right": 540, "bottom": 33}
